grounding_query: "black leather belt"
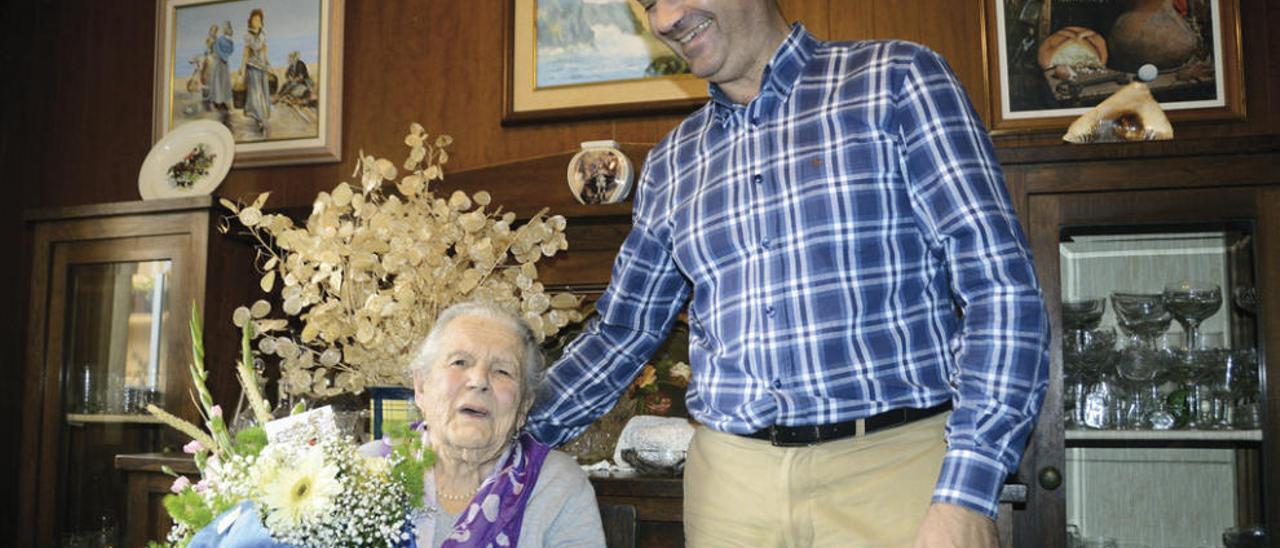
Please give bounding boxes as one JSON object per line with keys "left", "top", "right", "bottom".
{"left": 743, "top": 401, "right": 952, "bottom": 447}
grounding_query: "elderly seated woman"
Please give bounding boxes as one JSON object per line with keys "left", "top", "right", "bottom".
{"left": 411, "top": 302, "right": 605, "bottom": 547}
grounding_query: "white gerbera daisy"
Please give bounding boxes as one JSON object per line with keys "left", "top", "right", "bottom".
{"left": 260, "top": 446, "right": 342, "bottom": 531}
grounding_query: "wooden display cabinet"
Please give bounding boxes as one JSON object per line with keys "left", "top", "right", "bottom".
{"left": 18, "top": 196, "right": 254, "bottom": 548}
{"left": 1002, "top": 138, "right": 1280, "bottom": 547}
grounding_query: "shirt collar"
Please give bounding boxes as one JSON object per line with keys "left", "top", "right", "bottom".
{"left": 709, "top": 23, "right": 817, "bottom": 127}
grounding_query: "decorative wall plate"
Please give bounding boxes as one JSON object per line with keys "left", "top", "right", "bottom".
{"left": 567, "top": 140, "right": 633, "bottom": 205}
{"left": 139, "top": 120, "right": 234, "bottom": 200}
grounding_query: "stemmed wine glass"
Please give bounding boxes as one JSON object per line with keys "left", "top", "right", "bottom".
{"left": 1109, "top": 292, "right": 1176, "bottom": 429}
{"left": 1111, "top": 292, "right": 1173, "bottom": 350}
{"left": 1062, "top": 297, "right": 1106, "bottom": 330}
{"left": 1163, "top": 281, "right": 1222, "bottom": 350}
{"left": 1063, "top": 326, "right": 1117, "bottom": 428}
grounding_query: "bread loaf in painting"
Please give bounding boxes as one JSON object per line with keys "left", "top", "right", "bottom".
{"left": 1037, "top": 26, "right": 1108, "bottom": 70}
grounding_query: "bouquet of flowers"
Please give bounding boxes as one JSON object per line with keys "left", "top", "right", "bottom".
{"left": 147, "top": 309, "right": 433, "bottom": 547}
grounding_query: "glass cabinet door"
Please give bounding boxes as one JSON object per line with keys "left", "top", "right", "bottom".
{"left": 59, "top": 259, "right": 173, "bottom": 544}
{"left": 1059, "top": 226, "right": 1263, "bottom": 547}
{"left": 34, "top": 233, "right": 196, "bottom": 547}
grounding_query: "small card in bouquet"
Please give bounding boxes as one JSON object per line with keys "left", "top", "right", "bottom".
{"left": 264, "top": 405, "right": 340, "bottom": 446}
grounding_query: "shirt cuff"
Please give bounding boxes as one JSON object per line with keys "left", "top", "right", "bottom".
{"left": 932, "top": 448, "right": 1008, "bottom": 519}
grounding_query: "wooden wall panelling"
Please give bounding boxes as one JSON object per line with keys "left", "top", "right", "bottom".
{"left": 780, "top": 0, "right": 831, "bottom": 39}
{"left": 7, "top": 1, "right": 1280, "bottom": 543}
{"left": 827, "top": 0, "right": 876, "bottom": 40}
{"left": 0, "top": 0, "right": 54, "bottom": 542}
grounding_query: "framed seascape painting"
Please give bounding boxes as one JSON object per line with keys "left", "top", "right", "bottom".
{"left": 153, "top": 0, "right": 344, "bottom": 167}
{"left": 503, "top": 0, "right": 709, "bottom": 124}
{"left": 984, "top": 0, "right": 1244, "bottom": 133}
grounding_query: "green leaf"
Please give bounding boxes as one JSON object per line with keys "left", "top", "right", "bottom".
{"left": 233, "top": 426, "right": 268, "bottom": 457}
{"left": 162, "top": 490, "right": 214, "bottom": 531}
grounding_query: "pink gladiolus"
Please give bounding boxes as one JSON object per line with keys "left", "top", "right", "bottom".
{"left": 194, "top": 479, "right": 210, "bottom": 493}
{"left": 210, "top": 405, "right": 223, "bottom": 418}
{"left": 170, "top": 476, "right": 191, "bottom": 493}
{"left": 183, "top": 439, "right": 204, "bottom": 454}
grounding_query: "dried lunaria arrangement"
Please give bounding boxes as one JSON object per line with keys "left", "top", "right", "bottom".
{"left": 221, "top": 123, "right": 584, "bottom": 398}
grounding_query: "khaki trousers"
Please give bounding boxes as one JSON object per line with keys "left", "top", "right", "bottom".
{"left": 683, "top": 412, "right": 949, "bottom": 548}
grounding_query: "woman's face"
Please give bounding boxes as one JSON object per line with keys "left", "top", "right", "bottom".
{"left": 249, "top": 13, "right": 263, "bottom": 31}
{"left": 414, "top": 314, "right": 527, "bottom": 461}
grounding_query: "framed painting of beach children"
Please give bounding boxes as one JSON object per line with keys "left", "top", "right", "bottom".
{"left": 502, "top": 0, "right": 708, "bottom": 124}
{"left": 153, "top": 0, "right": 344, "bottom": 166}
{"left": 984, "top": 0, "right": 1243, "bottom": 133}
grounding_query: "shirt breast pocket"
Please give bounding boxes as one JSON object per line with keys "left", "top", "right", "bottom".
{"left": 797, "top": 136, "right": 890, "bottom": 188}
{"left": 793, "top": 137, "right": 900, "bottom": 276}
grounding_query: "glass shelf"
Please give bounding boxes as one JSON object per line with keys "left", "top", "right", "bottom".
{"left": 1066, "top": 429, "right": 1262, "bottom": 442}
{"left": 65, "top": 413, "right": 165, "bottom": 425}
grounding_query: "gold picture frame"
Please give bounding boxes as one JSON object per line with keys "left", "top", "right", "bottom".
{"left": 984, "top": 0, "right": 1244, "bottom": 133}
{"left": 502, "top": 0, "right": 708, "bottom": 124}
{"left": 153, "top": 0, "right": 343, "bottom": 166}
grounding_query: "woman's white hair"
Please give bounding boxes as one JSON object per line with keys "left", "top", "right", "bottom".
{"left": 408, "top": 301, "right": 545, "bottom": 406}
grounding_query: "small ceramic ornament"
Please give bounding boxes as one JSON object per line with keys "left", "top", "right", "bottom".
{"left": 567, "top": 140, "right": 633, "bottom": 205}
{"left": 1063, "top": 82, "right": 1173, "bottom": 144}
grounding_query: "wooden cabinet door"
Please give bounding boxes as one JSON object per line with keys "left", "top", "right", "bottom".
{"left": 1017, "top": 186, "right": 1276, "bottom": 547}
{"left": 19, "top": 203, "right": 209, "bottom": 548}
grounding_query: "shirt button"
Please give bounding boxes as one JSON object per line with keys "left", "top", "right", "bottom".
{"left": 760, "top": 238, "right": 771, "bottom": 250}
{"left": 772, "top": 379, "right": 782, "bottom": 389}
{"left": 752, "top": 174, "right": 763, "bottom": 185}
{"left": 765, "top": 305, "right": 776, "bottom": 317}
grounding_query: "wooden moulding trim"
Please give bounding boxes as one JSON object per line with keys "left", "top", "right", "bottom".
{"left": 993, "top": 134, "right": 1280, "bottom": 166}
{"left": 23, "top": 195, "right": 215, "bottom": 222}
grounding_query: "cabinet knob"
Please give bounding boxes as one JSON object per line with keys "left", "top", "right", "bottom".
{"left": 1038, "top": 466, "right": 1062, "bottom": 490}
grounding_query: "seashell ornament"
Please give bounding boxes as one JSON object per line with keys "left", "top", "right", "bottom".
{"left": 1063, "top": 82, "right": 1173, "bottom": 144}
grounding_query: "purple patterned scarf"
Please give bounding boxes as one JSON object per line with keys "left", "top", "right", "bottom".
{"left": 441, "top": 433, "right": 551, "bottom": 548}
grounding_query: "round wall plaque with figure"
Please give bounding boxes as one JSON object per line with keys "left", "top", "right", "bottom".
{"left": 567, "top": 140, "right": 633, "bottom": 205}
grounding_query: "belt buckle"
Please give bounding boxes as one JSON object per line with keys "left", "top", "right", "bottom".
{"left": 767, "top": 425, "right": 783, "bottom": 446}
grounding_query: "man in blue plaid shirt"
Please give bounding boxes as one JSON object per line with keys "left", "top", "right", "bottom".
{"left": 526, "top": 1, "right": 1050, "bottom": 545}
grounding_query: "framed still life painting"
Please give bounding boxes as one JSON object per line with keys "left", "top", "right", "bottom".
{"left": 153, "top": 0, "right": 344, "bottom": 167}
{"left": 985, "top": 0, "right": 1244, "bottom": 132}
{"left": 503, "top": 0, "right": 709, "bottom": 124}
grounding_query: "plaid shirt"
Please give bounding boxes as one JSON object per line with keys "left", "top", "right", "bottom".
{"left": 526, "top": 25, "right": 1049, "bottom": 518}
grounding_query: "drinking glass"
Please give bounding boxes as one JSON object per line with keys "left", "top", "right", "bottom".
{"left": 1063, "top": 297, "right": 1106, "bottom": 330}
{"left": 1082, "top": 374, "right": 1125, "bottom": 429}
{"left": 1064, "top": 327, "right": 1117, "bottom": 382}
{"left": 1228, "top": 349, "right": 1262, "bottom": 429}
{"left": 1163, "top": 281, "right": 1222, "bottom": 350}
{"left": 1083, "top": 536, "right": 1118, "bottom": 548}
{"left": 1223, "top": 525, "right": 1268, "bottom": 548}
{"left": 1111, "top": 292, "right": 1173, "bottom": 350}
{"left": 1233, "top": 285, "right": 1258, "bottom": 316}
{"left": 1116, "top": 340, "right": 1175, "bottom": 430}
